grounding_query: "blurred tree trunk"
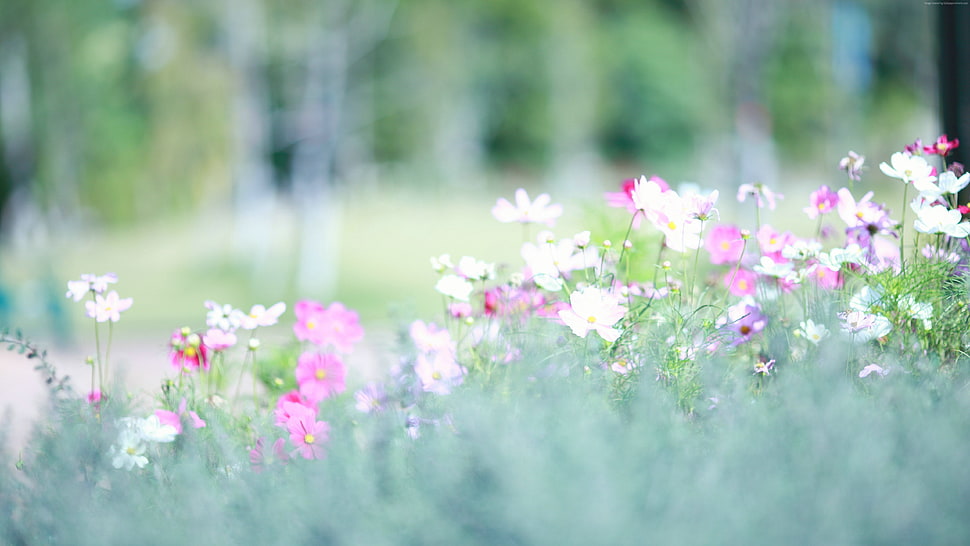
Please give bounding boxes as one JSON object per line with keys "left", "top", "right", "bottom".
{"left": 687, "top": 0, "right": 781, "bottom": 191}
{"left": 545, "top": 0, "right": 600, "bottom": 195}
{"left": 223, "top": 0, "right": 279, "bottom": 290}
{"left": 939, "top": 4, "right": 970, "bottom": 207}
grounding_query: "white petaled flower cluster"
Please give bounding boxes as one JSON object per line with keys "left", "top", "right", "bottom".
{"left": 66, "top": 273, "right": 133, "bottom": 323}
{"left": 110, "top": 415, "right": 179, "bottom": 471}
{"left": 520, "top": 231, "right": 599, "bottom": 292}
{"left": 492, "top": 188, "right": 563, "bottom": 226}
{"left": 431, "top": 254, "right": 496, "bottom": 302}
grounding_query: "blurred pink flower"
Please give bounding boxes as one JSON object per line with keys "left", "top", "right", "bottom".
{"left": 924, "top": 134, "right": 959, "bottom": 157}
{"left": 293, "top": 300, "right": 364, "bottom": 353}
{"left": 169, "top": 329, "right": 208, "bottom": 373}
{"left": 838, "top": 151, "right": 865, "bottom": 181}
{"left": 250, "top": 437, "right": 290, "bottom": 473}
{"left": 295, "top": 352, "right": 347, "bottom": 403}
{"left": 724, "top": 267, "right": 757, "bottom": 297}
{"left": 203, "top": 328, "right": 237, "bottom": 351}
{"left": 737, "top": 183, "right": 783, "bottom": 210}
{"left": 705, "top": 224, "right": 745, "bottom": 265}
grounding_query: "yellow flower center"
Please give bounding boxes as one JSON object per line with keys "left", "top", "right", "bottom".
{"left": 432, "top": 371, "right": 442, "bottom": 380}
{"left": 306, "top": 320, "right": 317, "bottom": 330}
{"left": 126, "top": 446, "right": 137, "bottom": 455}
{"left": 855, "top": 211, "right": 864, "bottom": 219}
{"left": 818, "top": 203, "right": 825, "bottom": 210}
{"left": 304, "top": 434, "right": 315, "bottom": 444}
{"left": 184, "top": 347, "right": 197, "bottom": 358}
{"left": 739, "top": 325, "right": 752, "bottom": 335}
{"left": 587, "top": 316, "right": 596, "bottom": 323}
{"left": 738, "top": 280, "right": 749, "bottom": 290}
{"left": 720, "top": 241, "right": 730, "bottom": 250}
{"left": 938, "top": 143, "right": 948, "bottom": 153}
{"left": 769, "top": 238, "right": 777, "bottom": 245}
{"left": 315, "top": 369, "right": 327, "bottom": 380}
{"left": 667, "top": 221, "right": 677, "bottom": 230}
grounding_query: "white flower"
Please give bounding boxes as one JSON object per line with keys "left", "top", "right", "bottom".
{"left": 817, "top": 244, "right": 865, "bottom": 271}
{"left": 456, "top": 256, "right": 495, "bottom": 281}
{"left": 138, "top": 415, "right": 179, "bottom": 443}
{"left": 435, "top": 274, "right": 474, "bottom": 302}
{"left": 859, "top": 363, "right": 889, "bottom": 378}
{"left": 781, "top": 240, "right": 822, "bottom": 261}
{"left": 795, "top": 319, "right": 830, "bottom": 345}
{"left": 492, "top": 188, "right": 563, "bottom": 226}
{"left": 849, "top": 285, "right": 885, "bottom": 312}
{"left": 430, "top": 254, "right": 454, "bottom": 273}
{"left": 238, "top": 302, "right": 287, "bottom": 330}
{"left": 753, "top": 256, "right": 794, "bottom": 278}
{"left": 913, "top": 204, "right": 970, "bottom": 237}
{"left": 839, "top": 310, "right": 892, "bottom": 343}
{"left": 900, "top": 296, "right": 933, "bottom": 330}
{"left": 557, "top": 286, "right": 627, "bottom": 343}
{"left": 204, "top": 301, "right": 243, "bottom": 332}
{"left": 111, "top": 430, "right": 149, "bottom": 470}
{"left": 879, "top": 152, "right": 937, "bottom": 188}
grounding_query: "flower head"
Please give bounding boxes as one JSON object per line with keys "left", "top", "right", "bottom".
{"left": 250, "top": 437, "right": 290, "bottom": 473}
{"left": 839, "top": 151, "right": 865, "bottom": 181}
{"left": 557, "top": 286, "right": 627, "bottom": 343}
{"left": 66, "top": 273, "right": 118, "bottom": 302}
{"left": 737, "top": 183, "right": 783, "bottom": 210}
{"left": 924, "top": 134, "right": 959, "bottom": 157}
{"left": 295, "top": 352, "right": 347, "bottom": 403}
{"left": 492, "top": 188, "right": 563, "bottom": 226}
{"left": 84, "top": 291, "right": 133, "bottom": 323}
{"left": 293, "top": 300, "right": 364, "bottom": 353}
{"left": 285, "top": 405, "right": 330, "bottom": 460}
{"left": 204, "top": 301, "right": 243, "bottom": 332}
{"left": 879, "top": 152, "right": 937, "bottom": 188}
{"left": 803, "top": 185, "right": 840, "bottom": 219}
{"left": 238, "top": 302, "right": 286, "bottom": 330}
{"left": 169, "top": 329, "right": 209, "bottom": 373}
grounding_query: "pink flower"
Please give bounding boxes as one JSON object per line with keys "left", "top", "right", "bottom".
{"left": 859, "top": 363, "right": 889, "bottom": 378}
{"left": 414, "top": 350, "right": 466, "bottom": 395}
{"left": 807, "top": 263, "right": 843, "bottom": 290}
{"left": 924, "top": 134, "right": 959, "bottom": 157}
{"left": 838, "top": 152, "right": 865, "bottom": 181}
{"left": 169, "top": 329, "right": 209, "bottom": 373}
{"left": 250, "top": 437, "right": 290, "bottom": 473}
{"left": 803, "top": 185, "right": 840, "bottom": 219}
{"left": 238, "top": 302, "right": 286, "bottom": 330}
{"left": 724, "top": 267, "right": 757, "bottom": 296}
{"left": 155, "top": 398, "right": 206, "bottom": 435}
{"left": 86, "top": 390, "right": 102, "bottom": 405}
{"left": 203, "top": 328, "right": 237, "bottom": 351}
{"left": 492, "top": 188, "right": 563, "bottom": 226}
{"left": 274, "top": 394, "right": 316, "bottom": 427}
{"left": 756, "top": 225, "right": 795, "bottom": 259}
{"left": 295, "top": 352, "right": 346, "bottom": 403}
{"left": 285, "top": 405, "right": 330, "bottom": 460}
{"left": 557, "top": 286, "right": 627, "bottom": 343}
{"left": 705, "top": 224, "right": 745, "bottom": 265}
{"left": 293, "top": 300, "right": 364, "bottom": 353}
{"left": 84, "top": 291, "right": 133, "bottom": 323}
{"left": 409, "top": 320, "right": 455, "bottom": 353}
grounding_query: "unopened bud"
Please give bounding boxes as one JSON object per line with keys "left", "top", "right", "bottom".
{"left": 623, "top": 240, "right": 633, "bottom": 250}
{"left": 603, "top": 240, "right": 613, "bottom": 249}
{"left": 186, "top": 333, "right": 202, "bottom": 348}
{"left": 248, "top": 338, "right": 261, "bottom": 351}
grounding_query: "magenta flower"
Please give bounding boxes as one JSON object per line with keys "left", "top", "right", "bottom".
{"left": 84, "top": 291, "right": 133, "bottom": 323}
{"left": 803, "top": 185, "right": 840, "bottom": 219}
{"left": 924, "top": 134, "right": 959, "bottom": 157}
{"left": 250, "top": 437, "right": 290, "bottom": 473}
{"left": 286, "top": 405, "right": 330, "bottom": 460}
{"left": 86, "top": 390, "right": 103, "bottom": 405}
{"left": 295, "top": 352, "right": 347, "bottom": 403}
{"left": 293, "top": 300, "right": 364, "bottom": 353}
{"left": 169, "top": 329, "right": 209, "bottom": 373}
{"left": 492, "top": 188, "right": 563, "bottom": 226}
{"left": 705, "top": 224, "right": 745, "bottom": 265}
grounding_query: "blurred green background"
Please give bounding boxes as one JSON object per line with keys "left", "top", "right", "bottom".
{"left": 0, "top": 0, "right": 940, "bottom": 343}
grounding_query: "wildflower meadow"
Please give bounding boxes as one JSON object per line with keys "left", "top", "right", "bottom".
{"left": 5, "top": 137, "right": 970, "bottom": 544}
